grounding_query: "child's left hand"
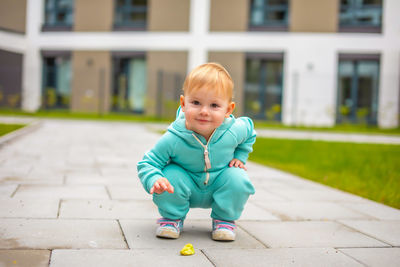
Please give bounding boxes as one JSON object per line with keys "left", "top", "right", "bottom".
{"left": 229, "top": 158, "right": 247, "bottom": 170}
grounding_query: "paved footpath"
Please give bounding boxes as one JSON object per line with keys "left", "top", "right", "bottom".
{"left": 0, "top": 119, "right": 399, "bottom": 267}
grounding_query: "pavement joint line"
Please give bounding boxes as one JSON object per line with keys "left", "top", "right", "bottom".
{"left": 337, "top": 246, "right": 396, "bottom": 249}
{"left": 57, "top": 200, "right": 62, "bottom": 218}
{"left": 117, "top": 219, "right": 130, "bottom": 249}
{"left": 334, "top": 221, "right": 394, "bottom": 247}
{"left": 48, "top": 249, "right": 53, "bottom": 266}
{"left": 250, "top": 202, "right": 290, "bottom": 221}
{"left": 337, "top": 249, "right": 369, "bottom": 267}
{"left": 200, "top": 249, "right": 217, "bottom": 267}
{"left": 334, "top": 204, "right": 380, "bottom": 220}
{"left": 105, "top": 186, "right": 112, "bottom": 200}
{"left": 237, "top": 224, "right": 270, "bottom": 249}
{"left": 10, "top": 185, "right": 20, "bottom": 198}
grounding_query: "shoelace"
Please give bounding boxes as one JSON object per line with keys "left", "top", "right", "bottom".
{"left": 157, "top": 218, "right": 180, "bottom": 228}
{"left": 214, "top": 220, "right": 236, "bottom": 231}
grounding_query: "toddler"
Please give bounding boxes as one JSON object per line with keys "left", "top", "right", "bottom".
{"left": 137, "top": 62, "right": 256, "bottom": 241}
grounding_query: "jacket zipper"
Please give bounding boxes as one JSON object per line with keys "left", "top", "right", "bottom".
{"left": 192, "top": 130, "right": 216, "bottom": 185}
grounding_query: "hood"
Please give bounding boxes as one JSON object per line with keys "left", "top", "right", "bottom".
{"left": 167, "top": 106, "right": 235, "bottom": 144}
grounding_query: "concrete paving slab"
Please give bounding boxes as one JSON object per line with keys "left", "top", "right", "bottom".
{"left": 251, "top": 175, "right": 328, "bottom": 191}
{"left": 0, "top": 176, "right": 64, "bottom": 185}
{"left": 50, "top": 249, "right": 213, "bottom": 267}
{"left": 59, "top": 199, "right": 158, "bottom": 219}
{"left": 239, "top": 202, "right": 281, "bottom": 221}
{"left": 339, "top": 248, "right": 400, "bottom": 267}
{"left": 62, "top": 168, "right": 101, "bottom": 176}
{"left": 0, "top": 250, "right": 50, "bottom": 267}
{"left": 99, "top": 167, "right": 139, "bottom": 177}
{"left": 107, "top": 185, "right": 151, "bottom": 200}
{"left": 341, "top": 202, "right": 400, "bottom": 220}
{"left": 27, "top": 170, "right": 65, "bottom": 181}
{"left": 65, "top": 174, "right": 137, "bottom": 186}
{"left": 0, "top": 168, "right": 31, "bottom": 179}
{"left": 183, "top": 203, "right": 280, "bottom": 221}
{"left": 119, "top": 219, "right": 265, "bottom": 249}
{"left": 268, "top": 188, "right": 366, "bottom": 202}
{"left": 252, "top": 201, "right": 373, "bottom": 221}
{"left": 203, "top": 248, "right": 362, "bottom": 267}
{"left": 95, "top": 156, "right": 134, "bottom": 167}
{"left": 339, "top": 220, "right": 400, "bottom": 246}
{"left": 65, "top": 157, "right": 96, "bottom": 167}
{"left": 0, "top": 219, "right": 127, "bottom": 249}
{"left": 0, "top": 199, "right": 59, "bottom": 218}
{"left": 12, "top": 185, "right": 109, "bottom": 199}
{"left": 238, "top": 221, "right": 389, "bottom": 248}
{"left": 0, "top": 185, "right": 17, "bottom": 198}
{"left": 248, "top": 190, "right": 288, "bottom": 202}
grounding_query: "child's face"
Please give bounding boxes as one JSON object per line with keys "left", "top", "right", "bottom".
{"left": 180, "top": 87, "right": 235, "bottom": 140}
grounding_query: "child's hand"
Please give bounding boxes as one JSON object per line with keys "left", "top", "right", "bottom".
{"left": 229, "top": 158, "right": 247, "bottom": 170}
{"left": 150, "top": 177, "right": 174, "bottom": 194}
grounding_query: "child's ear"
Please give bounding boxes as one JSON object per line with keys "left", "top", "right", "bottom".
{"left": 180, "top": 95, "right": 185, "bottom": 111}
{"left": 225, "top": 102, "right": 235, "bottom": 117}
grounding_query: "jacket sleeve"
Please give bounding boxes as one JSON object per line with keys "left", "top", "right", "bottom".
{"left": 137, "top": 132, "right": 176, "bottom": 193}
{"left": 233, "top": 117, "right": 257, "bottom": 164}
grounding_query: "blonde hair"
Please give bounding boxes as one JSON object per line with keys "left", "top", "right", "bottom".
{"left": 182, "top": 62, "right": 234, "bottom": 101}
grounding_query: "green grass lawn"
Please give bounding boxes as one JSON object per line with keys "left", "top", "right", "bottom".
{"left": 249, "top": 137, "right": 400, "bottom": 209}
{"left": 254, "top": 120, "right": 400, "bottom": 136}
{"left": 0, "top": 123, "right": 26, "bottom": 137}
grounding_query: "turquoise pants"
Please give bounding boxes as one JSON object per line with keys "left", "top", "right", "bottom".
{"left": 153, "top": 163, "right": 255, "bottom": 221}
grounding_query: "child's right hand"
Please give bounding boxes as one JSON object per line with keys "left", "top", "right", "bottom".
{"left": 150, "top": 177, "right": 174, "bottom": 194}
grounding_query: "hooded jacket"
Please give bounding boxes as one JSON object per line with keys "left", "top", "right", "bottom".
{"left": 137, "top": 108, "right": 257, "bottom": 193}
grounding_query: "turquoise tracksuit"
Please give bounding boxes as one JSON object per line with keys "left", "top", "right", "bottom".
{"left": 137, "top": 108, "right": 256, "bottom": 221}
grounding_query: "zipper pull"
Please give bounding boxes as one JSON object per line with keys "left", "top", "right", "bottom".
{"left": 204, "top": 149, "right": 211, "bottom": 169}
{"left": 204, "top": 172, "right": 210, "bottom": 185}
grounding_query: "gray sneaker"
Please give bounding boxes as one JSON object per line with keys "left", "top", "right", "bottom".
{"left": 212, "top": 219, "right": 236, "bottom": 241}
{"left": 156, "top": 218, "right": 183, "bottom": 239}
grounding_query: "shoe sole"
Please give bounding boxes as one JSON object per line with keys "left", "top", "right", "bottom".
{"left": 212, "top": 230, "right": 235, "bottom": 241}
{"left": 156, "top": 228, "right": 180, "bottom": 239}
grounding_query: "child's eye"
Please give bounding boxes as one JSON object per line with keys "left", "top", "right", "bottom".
{"left": 211, "top": 103, "right": 219, "bottom": 108}
{"left": 192, "top": 100, "right": 200, "bottom": 105}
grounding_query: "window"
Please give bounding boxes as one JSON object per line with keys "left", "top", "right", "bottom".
{"left": 249, "top": 0, "right": 289, "bottom": 31}
{"left": 42, "top": 52, "right": 72, "bottom": 109}
{"left": 114, "top": 0, "right": 147, "bottom": 30}
{"left": 339, "top": 0, "right": 383, "bottom": 33}
{"left": 112, "top": 53, "right": 147, "bottom": 113}
{"left": 245, "top": 53, "right": 284, "bottom": 121}
{"left": 337, "top": 54, "right": 380, "bottom": 125}
{"left": 43, "top": 0, "right": 74, "bottom": 31}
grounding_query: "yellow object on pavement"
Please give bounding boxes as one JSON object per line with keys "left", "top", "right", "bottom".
{"left": 180, "top": 243, "right": 195, "bottom": 256}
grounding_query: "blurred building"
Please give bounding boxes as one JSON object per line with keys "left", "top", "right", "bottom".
{"left": 0, "top": 0, "right": 399, "bottom": 127}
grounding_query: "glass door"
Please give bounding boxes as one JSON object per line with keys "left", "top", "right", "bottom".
{"left": 245, "top": 57, "right": 283, "bottom": 121}
{"left": 337, "top": 59, "right": 379, "bottom": 125}
{"left": 42, "top": 56, "right": 71, "bottom": 109}
{"left": 113, "top": 57, "right": 146, "bottom": 113}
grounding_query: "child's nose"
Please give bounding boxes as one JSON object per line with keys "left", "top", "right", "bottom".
{"left": 200, "top": 106, "right": 209, "bottom": 115}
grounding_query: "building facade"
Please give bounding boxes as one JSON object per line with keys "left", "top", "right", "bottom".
{"left": 0, "top": 0, "right": 399, "bottom": 128}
